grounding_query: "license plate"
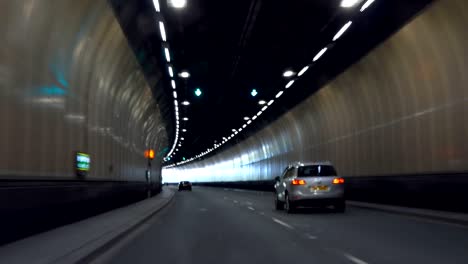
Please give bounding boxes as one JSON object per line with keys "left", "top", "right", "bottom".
{"left": 311, "top": 185, "right": 329, "bottom": 191}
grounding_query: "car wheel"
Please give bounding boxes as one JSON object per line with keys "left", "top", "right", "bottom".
{"left": 274, "top": 193, "right": 284, "bottom": 210}
{"left": 335, "top": 200, "right": 346, "bottom": 213}
{"left": 285, "top": 193, "right": 295, "bottom": 214}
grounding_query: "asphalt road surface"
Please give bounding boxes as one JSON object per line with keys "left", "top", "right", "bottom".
{"left": 108, "top": 187, "right": 468, "bottom": 264}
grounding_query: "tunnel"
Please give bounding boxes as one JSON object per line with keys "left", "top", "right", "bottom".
{"left": 1, "top": 0, "right": 468, "bottom": 263}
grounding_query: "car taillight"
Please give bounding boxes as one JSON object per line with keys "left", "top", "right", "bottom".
{"left": 292, "top": 179, "right": 306, "bottom": 185}
{"left": 333, "top": 178, "right": 345, "bottom": 184}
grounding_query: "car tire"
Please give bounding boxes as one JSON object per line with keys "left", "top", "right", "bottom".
{"left": 274, "top": 193, "right": 284, "bottom": 210}
{"left": 285, "top": 193, "right": 295, "bottom": 214}
{"left": 334, "top": 200, "right": 346, "bottom": 213}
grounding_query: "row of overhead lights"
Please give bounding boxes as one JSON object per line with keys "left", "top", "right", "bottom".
{"left": 165, "top": 0, "right": 376, "bottom": 168}
{"left": 152, "top": 0, "right": 190, "bottom": 162}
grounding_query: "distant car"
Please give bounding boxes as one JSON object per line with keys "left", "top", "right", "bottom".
{"left": 178, "top": 181, "right": 192, "bottom": 191}
{"left": 274, "top": 162, "right": 345, "bottom": 213}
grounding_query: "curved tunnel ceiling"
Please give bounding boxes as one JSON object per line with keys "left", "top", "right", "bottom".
{"left": 110, "top": 0, "right": 433, "bottom": 165}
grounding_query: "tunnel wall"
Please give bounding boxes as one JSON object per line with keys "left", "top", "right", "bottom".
{"left": 0, "top": 0, "right": 167, "bottom": 182}
{"left": 0, "top": 0, "right": 168, "bottom": 243}
{"left": 165, "top": 0, "right": 468, "bottom": 211}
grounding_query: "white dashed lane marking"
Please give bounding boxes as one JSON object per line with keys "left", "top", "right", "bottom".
{"left": 272, "top": 217, "right": 294, "bottom": 230}
{"left": 248, "top": 206, "right": 255, "bottom": 211}
{"left": 233, "top": 200, "right": 238, "bottom": 203}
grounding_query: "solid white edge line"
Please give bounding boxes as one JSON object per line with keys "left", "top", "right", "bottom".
{"left": 343, "top": 253, "right": 368, "bottom": 264}
{"left": 247, "top": 206, "right": 255, "bottom": 211}
{"left": 272, "top": 217, "right": 294, "bottom": 229}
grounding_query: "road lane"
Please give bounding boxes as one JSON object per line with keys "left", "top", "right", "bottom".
{"left": 108, "top": 187, "right": 468, "bottom": 264}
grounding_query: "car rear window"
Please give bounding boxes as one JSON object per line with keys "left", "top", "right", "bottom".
{"left": 298, "top": 165, "right": 337, "bottom": 176}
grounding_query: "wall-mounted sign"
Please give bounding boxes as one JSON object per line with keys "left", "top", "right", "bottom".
{"left": 75, "top": 152, "right": 90, "bottom": 177}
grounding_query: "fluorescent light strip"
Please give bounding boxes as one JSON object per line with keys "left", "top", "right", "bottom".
{"left": 286, "top": 80, "right": 295, "bottom": 89}
{"left": 275, "top": 91, "right": 284, "bottom": 98}
{"left": 173, "top": 91, "right": 177, "bottom": 98}
{"left": 298, "top": 66, "right": 309, "bottom": 77}
{"left": 168, "top": 66, "right": 174, "bottom": 77}
{"left": 171, "top": 80, "right": 176, "bottom": 89}
{"left": 333, "top": 21, "right": 352, "bottom": 41}
{"left": 313, "top": 47, "right": 328, "bottom": 62}
{"left": 159, "top": 21, "right": 166, "bottom": 41}
{"left": 252, "top": 115, "right": 257, "bottom": 120}
{"left": 153, "top": 0, "right": 160, "bottom": 12}
{"left": 242, "top": 124, "right": 247, "bottom": 128}
{"left": 262, "top": 106, "right": 267, "bottom": 111}
{"left": 257, "top": 111, "right": 262, "bottom": 116}
{"left": 360, "top": 0, "right": 375, "bottom": 11}
{"left": 268, "top": 100, "right": 274, "bottom": 106}
{"left": 165, "top": 48, "right": 171, "bottom": 62}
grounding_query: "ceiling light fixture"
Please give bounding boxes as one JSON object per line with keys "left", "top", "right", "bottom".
{"left": 232, "top": 129, "right": 237, "bottom": 132}
{"left": 153, "top": 0, "right": 160, "bottom": 12}
{"left": 173, "top": 91, "right": 177, "bottom": 98}
{"left": 169, "top": 0, "right": 186, "bottom": 8}
{"left": 313, "top": 47, "right": 328, "bottom": 62}
{"left": 242, "top": 124, "right": 247, "bottom": 128}
{"left": 247, "top": 120, "right": 252, "bottom": 124}
{"left": 182, "top": 129, "right": 187, "bottom": 132}
{"left": 181, "top": 101, "right": 190, "bottom": 106}
{"left": 298, "top": 66, "right": 309, "bottom": 77}
{"left": 257, "top": 111, "right": 262, "bottom": 116}
{"left": 164, "top": 47, "right": 171, "bottom": 62}
{"left": 360, "top": 0, "right": 375, "bottom": 11}
{"left": 179, "top": 71, "right": 190, "bottom": 78}
{"left": 333, "top": 21, "right": 352, "bottom": 41}
{"left": 275, "top": 91, "right": 284, "bottom": 98}
{"left": 243, "top": 116, "right": 250, "bottom": 120}
{"left": 285, "top": 80, "right": 295, "bottom": 89}
{"left": 261, "top": 106, "right": 267, "bottom": 111}
{"left": 252, "top": 115, "right": 257, "bottom": 120}
{"left": 168, "top": 66, "right": 174, "bottom": 77}
{"left": 283, "top": 70, "right": 295, "bottom": 78}
{"left": 171, "top": 80, "right": 176, "bottom": 89}
{"left": 258, "top": 100, "right": 266, "bottom": 105}
{"left": 159, "top": 21, "right": 166, "bottom": 42}
{"left": 183, "top": 117, "right": 189, "bottom": 121}
{"left": 341, "top": 0, "right": 361, "bottom": 8}
{"left": 267, "top": 100, "right": 274, "bottom": 106}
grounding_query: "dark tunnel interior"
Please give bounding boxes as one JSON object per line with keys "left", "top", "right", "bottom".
{"left": 1, "top": 0, "right": 468, "bottom": 263}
